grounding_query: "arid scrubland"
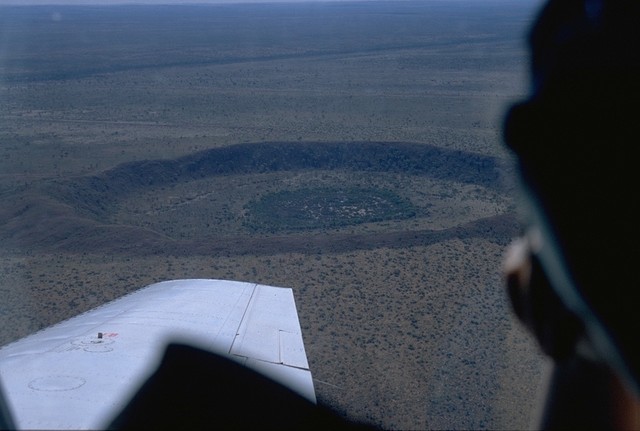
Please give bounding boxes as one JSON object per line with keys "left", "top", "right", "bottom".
{"left": 0, "top": 2, "right": 545, "bottom": 429}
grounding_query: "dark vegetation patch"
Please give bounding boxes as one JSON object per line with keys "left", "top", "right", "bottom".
{"left": 245, "top": 187, "right": 417, "bottom": 232}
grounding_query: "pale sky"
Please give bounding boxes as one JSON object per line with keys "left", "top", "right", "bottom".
{"left": 0, "top": 0, "right": 525, "bottom": 5}
{"left": 1, "top": 0, "right": 403, "bottom": 5}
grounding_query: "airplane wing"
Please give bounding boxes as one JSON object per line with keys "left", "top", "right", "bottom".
{"left": 0, "top": 279, "right": 315, "bottom": 430}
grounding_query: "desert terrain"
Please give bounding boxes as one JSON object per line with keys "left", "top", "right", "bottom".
{"left": 0, "top": 1, "right": 546, "bottom": 429}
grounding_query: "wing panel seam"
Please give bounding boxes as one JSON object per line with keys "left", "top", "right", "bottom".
{"left": 227, "top": 283, "right": 258, "bottom": 354}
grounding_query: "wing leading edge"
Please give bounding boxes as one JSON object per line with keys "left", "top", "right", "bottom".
{"left": 0, "top": 279, "right": 315, "bottom": 430}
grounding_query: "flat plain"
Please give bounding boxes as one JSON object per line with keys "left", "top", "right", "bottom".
{"left": 0, "top": 1, "right": 546, "bottom": 429}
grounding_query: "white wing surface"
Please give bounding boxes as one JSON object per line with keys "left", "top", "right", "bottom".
{"left": 0, "top": 279, "right": 315, "bottom": 430}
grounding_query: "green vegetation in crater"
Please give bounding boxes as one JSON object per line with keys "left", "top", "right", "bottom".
{"left": 245, "top": 187, "right": 417, "bottom": 233}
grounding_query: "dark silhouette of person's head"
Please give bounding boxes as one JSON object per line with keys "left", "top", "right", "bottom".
{"left": 503, "top": 0, "right": 640, "bottom": 428}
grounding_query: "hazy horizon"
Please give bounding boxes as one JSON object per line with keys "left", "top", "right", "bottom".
{"left": 0, "top": 0, "right": 539, "bottom": 6}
